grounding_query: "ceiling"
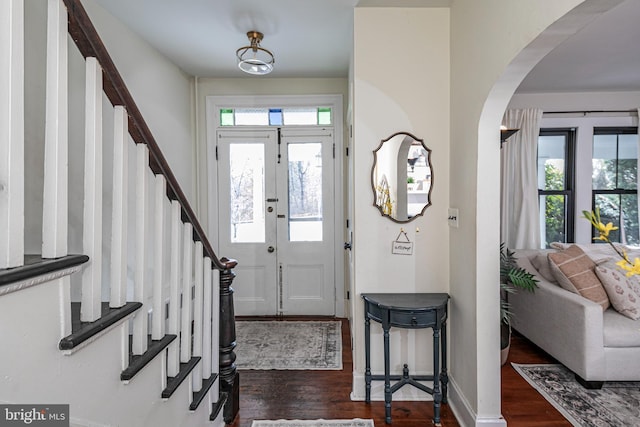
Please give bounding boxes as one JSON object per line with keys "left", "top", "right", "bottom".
{"left": 94, "top": 0, "right": 640, "bottom": 93}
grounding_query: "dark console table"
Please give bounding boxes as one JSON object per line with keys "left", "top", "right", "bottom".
{"left": 362, "top": 293, "right": 449, "bottom": 425}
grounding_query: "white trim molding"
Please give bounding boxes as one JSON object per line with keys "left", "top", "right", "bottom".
{"left": 446, "top": 377, "right": 507, "bottom": 427}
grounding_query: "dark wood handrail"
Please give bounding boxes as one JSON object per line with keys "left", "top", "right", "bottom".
{"left": 62, "top": 0, "right": 234, "bottom": 271}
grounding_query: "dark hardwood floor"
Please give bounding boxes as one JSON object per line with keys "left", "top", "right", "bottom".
{"left": 501, "top": 331, "right": 572, "bottom": 426}
{"left": 229, "top": 318, "right": 570, "bottom": 427}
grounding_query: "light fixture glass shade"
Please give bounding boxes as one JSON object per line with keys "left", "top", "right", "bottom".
{"left": 236, "top": 31, "right": 275, "bottom": 75}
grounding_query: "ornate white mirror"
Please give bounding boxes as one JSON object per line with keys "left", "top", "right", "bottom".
{"left": 371, "top": 131, "right": 433, "bottom": 223}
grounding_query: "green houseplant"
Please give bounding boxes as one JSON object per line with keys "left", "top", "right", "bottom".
{"left": 500, "top": 243, "right": 538, "bottom": 364}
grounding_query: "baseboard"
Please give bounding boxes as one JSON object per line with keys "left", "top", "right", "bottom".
{"left": 433, "top": 377, "right": 507, "bottom": 427}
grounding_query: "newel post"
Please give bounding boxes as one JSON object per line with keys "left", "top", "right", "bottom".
{"left": 219, "top": 257, "right": 239, "bottom": 424}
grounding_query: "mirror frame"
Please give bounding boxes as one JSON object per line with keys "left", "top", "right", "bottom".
{"left": 371, "top": 131, "right": 433, "bottom": 223}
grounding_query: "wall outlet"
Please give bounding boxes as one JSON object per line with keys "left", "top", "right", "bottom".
{"left": 448, "top": 208, "right": 459, "bottom": 228}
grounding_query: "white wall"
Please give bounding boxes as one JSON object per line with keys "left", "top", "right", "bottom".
{"left": 0, "top": 277, "right": 221, "bottom": 427}
{"left": 350, "top": 6, "right": 450, "bottom": 401}
{"left": 82, "top": 0, "right": 195, "bottom": 207}
{"left": 509, "top": 91, "right": 640, "bottom": 245}
{"left": 449, "top": 1, "right": 624, "bottom": 425}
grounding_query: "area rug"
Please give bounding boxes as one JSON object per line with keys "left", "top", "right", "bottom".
{"left": 235, "top": 320, "right": 342, "bottom": 370}
{"left": 512, "top": 363, "right": 640, "bottom": 426}
{"left": 252, "top": 420, "right": 373, "bottom": 427}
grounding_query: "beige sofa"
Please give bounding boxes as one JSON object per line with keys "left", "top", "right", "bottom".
{"left": 510, "top": 245, "right": 640, "bottom": 388}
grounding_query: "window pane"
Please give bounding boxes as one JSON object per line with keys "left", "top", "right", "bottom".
{"left": 592, "top": 134, "right": 618, "bottom": 190}
{"left": 539, "top": 194, "right": 566, "bottom": 248}
{"left": 235, "top": 108, "right": 269, "bottom": 126}
{"left": 220, "top": 109, "right": 234, "bottom": 126}
{"left": 617, "top": 134, "right": 638, "bottom": 190}
{"left": 594, "top": 193, "right": 639, "bottom": 245}
{"left": 318, "top": 108, "right": 332, "bottom": 125}
{"left": 229, "top": 144, "right": 265, "bottom": 243}
{"left": 621, "top": 193, "right": 639, "bottom": 245}
{"left": 288, "top": 143, "right": 322, "bottom": 241}
{"left": 537, "top": 135, "right": 566, "bottom": 191}
{"left": 269, "top": 108, "right": 283, "bottom": 126}
{"left": 283, "top": 108, "right": 317, "bottom": 125}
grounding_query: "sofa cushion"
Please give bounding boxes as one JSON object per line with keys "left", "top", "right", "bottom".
{"left": 595, "top": 263, "right": 640, "bottom": 320}
{"left": 603, "top": 308, "right": 640, "bottom": 347}
{"left": 529, "top": 253, "right": 557, "bottom": 283}
{"left": 548, "top": 245, "right": 610, "bottom": 310}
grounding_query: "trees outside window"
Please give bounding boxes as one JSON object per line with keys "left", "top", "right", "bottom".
{"left": 592, "top": 127, "right": 639, "bottom": 245}
{"left": 537, "top": 129, "right": 575, "bottom": 248}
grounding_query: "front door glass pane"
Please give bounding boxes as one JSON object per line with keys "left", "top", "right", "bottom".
{"left": 230, "top": 143, "right": 265, "bottom": 243}
{"left": 288, "top": 143, "right": 322, "bottom": 241}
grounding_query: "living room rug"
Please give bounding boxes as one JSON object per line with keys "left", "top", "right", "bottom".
{"left": 512, "top": 363, "right": 640, "bottom": 426}
{"left": 252, "top": 420, "right": 373, "bottom": 427}
{"left": 235, "top": 320, "right": 342, "bottom": 370}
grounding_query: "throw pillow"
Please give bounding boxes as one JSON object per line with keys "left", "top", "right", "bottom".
{"left": 595, "top": 263, "right": 640, "bottom": 320}
{"left": 529, "top": 253, "right": 557, "bottom": 283}
{"left": 548, "top": 245, "right": 610, "bottom": 310}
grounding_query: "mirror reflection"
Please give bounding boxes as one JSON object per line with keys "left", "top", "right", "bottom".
{"left": 371, "top": 132, "right": 433, "bottom": 222}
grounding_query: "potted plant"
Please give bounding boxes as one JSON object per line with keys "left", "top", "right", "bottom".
{"left": 500, "top": 243, "right": 538, "bottom": 364}
{"left": 407, "top": 176, "right": 416, "bottom": 191}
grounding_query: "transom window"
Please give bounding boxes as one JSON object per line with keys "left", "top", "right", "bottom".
{"left": 220, "top": 107, "right": 332, "bottom": 127}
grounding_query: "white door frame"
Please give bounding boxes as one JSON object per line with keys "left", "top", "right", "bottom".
{"left": 205, "top": 94, "right": 345, "bottom": 317}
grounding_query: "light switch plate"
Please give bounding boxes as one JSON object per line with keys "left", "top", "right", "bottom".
{"left": 448, "top": 208, "right": 459, "bottom": 228}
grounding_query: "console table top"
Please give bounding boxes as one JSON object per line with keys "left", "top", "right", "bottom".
{"left": 361, "top": 293, "right": 449, "bottom": 311}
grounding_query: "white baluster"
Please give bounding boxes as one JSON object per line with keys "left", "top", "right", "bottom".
{"left": 42, "top": 0, "right": 68, "bottom": 258}
{"left": 167, "top": 201, "right": 182, "bottom": 377}
{"left": 202, "top": 257, "right": 212, "bottom": 379}
{"left": 133, "top": 143, "right": 149, "bottom": 355}
{"left": 152, "top": 174, "right": 166, "bottom": 340}
{"left": 181, "top": 222, "right": 193, "bottom": 363}
{"left": 110, "top": 105, "right": 128, "bottom": 308}
{"left": 0, "top": 0, "right": 25, "bottom": 269}
{"left": 192, "top": 241, "right": 204, "bottom": 391}
{"left": 81, "top": 57, "right": 102, "bottom": 322}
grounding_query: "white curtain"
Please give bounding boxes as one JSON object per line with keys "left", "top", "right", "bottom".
{"left": 500, "top": 108, "right": 543, "bottom": 249}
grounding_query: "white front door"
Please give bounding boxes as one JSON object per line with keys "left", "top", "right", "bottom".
{"left": 217, "top": 128, "right": 336, "bottom": 316}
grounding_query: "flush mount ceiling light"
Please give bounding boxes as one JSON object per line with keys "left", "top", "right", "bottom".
{"left": 236, "top": 31, "right": 275, "bottom": 75}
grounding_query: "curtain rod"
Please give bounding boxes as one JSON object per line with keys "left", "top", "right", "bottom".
{"left": 543, "top": 109, "right": 637, "bottom": 115}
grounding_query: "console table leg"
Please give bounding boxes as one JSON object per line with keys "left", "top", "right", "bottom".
{"left": 441, "top": 321, "right": 448, "bottom": 404}
{"left": 365, "top": 316, "right": 371, "bottom": 403}
{"left": 432, "top": 328, "right": 441, "bottom": 426}
{"left": 383, "top": 326, "right": 392, "bottom": 424}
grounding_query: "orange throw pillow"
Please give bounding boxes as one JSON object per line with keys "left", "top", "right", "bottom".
{"left": 548, "top": 245, "right": 610, "bottom": 310}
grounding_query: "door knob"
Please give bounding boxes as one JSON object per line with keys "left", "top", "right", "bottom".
{"left": 267, "top": 206, "right": 274, "bottom": 213}
{"left": 267, "top": 246, "right": 275, "bottom": 253}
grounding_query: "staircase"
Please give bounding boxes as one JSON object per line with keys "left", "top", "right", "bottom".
{"left": 0, "top": 1, "right": 238, "bottom": 426}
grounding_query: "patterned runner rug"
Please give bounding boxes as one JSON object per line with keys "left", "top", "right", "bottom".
{"left": 252, "top": 420, "right": 372, "bottom": 427}
{"left": 235, "top": 320, "right": 342, "bottom": 370}
{"left": 512, "top": 363, "right": 640, "bottom": 426}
